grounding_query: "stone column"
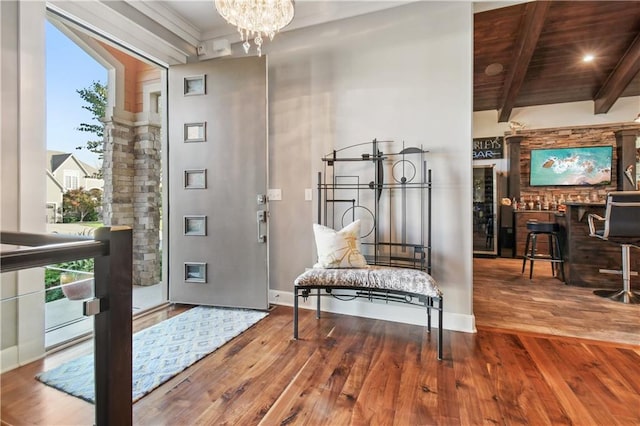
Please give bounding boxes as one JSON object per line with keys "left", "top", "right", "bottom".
{"left": 102, "top": 113, "right": 135, "bottom": 229}
{"left": 103, "top": 109, "right": 162, "bottom": 287}
{"left": 132, "top": 120, "right": 161, "bottom": 286}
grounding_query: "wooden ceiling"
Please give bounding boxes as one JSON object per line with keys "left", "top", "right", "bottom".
{"left": 474, "top": 1, "right": 640, "bottom": 121}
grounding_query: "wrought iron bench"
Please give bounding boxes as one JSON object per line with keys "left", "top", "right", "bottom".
{"left": 292, "top": 139, "right": 444, "bottom": 360}
{"left": 293, "top": 265, "right": 443, "bottom": 359}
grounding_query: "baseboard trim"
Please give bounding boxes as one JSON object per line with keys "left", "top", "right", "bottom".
{"left": 1, "top": 346, "right": 18, "bottom": 373}
{"left": 269, "top": 289, "right": 476, "bottom": 333}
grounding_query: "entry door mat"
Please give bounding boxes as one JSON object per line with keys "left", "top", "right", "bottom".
{"left": 36, "top": 306, "right": 268, "bottom": 403}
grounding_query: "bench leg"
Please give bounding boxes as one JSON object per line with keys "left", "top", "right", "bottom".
{"left": 438, "top": 296, "right": 443, "bottom": 360}
{"left": 293, "top": 286, "right": 299, "bottom": 340}
{"left": 295, "top": 286, "right": 444, "bottom": 361}
{"left": 426, "top": 296, "right": 443, "bottom": 360}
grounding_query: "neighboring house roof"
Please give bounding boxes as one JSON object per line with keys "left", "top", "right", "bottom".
{"left": 47, "top": 150, "right": 101, "bottom": 178}
{"left": 48, "top": 152, "right": 72, "bottom": 173}
{"left": 46, "top": 149, "right": 104, "bottom": 200}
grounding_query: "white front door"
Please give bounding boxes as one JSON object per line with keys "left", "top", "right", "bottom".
{"left": 168, "top": 56, "right": 268, "bottom": 310}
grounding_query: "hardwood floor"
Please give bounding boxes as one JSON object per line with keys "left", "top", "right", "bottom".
{"left": 2, "top": 259, "right": 640, "bottom": 425}
{"left": 474, "top": 257, "right": 640, "bottom": 345}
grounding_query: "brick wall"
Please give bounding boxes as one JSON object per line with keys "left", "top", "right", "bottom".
{"left": 514, "top": 125, "right": 619, "bottom": 205}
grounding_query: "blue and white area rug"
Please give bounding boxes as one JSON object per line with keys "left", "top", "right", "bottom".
{"left": 36, "top": 306, "right": 268, "bottom": 403}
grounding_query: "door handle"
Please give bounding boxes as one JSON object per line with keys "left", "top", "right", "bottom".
{"left": 257, "top": 210, "right": 267, "bottom": 243}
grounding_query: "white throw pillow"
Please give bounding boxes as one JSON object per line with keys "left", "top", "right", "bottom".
{"left": 313, "top": 220, "right": 368, "bottom": 268}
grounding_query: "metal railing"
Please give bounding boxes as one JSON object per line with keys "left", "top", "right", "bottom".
{"left": 1, "top": 227, "right": 133, "bottom": 426}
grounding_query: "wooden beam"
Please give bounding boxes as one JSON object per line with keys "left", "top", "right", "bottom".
{"left": 594, "top": 32, "right": 640, "bottom": 114}
{"left": 498, "top": 2, "right": 551, "bottom": 122}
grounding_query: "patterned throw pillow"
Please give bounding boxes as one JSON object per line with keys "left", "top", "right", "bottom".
{"left": 313, "top": 220, "right": 368, "bottom": 268}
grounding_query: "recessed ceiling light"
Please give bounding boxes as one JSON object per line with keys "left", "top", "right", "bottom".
{"left": 583, "top": 54, "right": 595, "bottom": 62}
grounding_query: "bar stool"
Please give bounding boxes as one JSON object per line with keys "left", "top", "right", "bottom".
{"left": 521, "top": 220, "right": 566, "bottom": 282}
{"left": 588, "top": 191, "right": 640, "bottom": 304}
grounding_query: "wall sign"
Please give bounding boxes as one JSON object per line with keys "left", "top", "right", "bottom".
{"left": 473, "top": 136, "right": 504, "bottom": 159}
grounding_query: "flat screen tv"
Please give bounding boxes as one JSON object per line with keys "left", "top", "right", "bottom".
{"left": 529, "top": 145, "right": 612, "bottom": 186}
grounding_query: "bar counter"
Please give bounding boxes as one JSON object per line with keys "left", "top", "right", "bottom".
{"left": 556, "top": 202, "right": 639, "bottom": 289}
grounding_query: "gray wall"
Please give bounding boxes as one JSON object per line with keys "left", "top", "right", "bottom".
{"left": 266, "top": 2, "right": 475, "bottom": 331}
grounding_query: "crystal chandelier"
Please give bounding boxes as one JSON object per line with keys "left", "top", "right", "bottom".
{"left": 214, "top": 0, "right": 295, "bottom": 57}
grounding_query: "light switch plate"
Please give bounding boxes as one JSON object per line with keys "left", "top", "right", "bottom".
{"left": 268, "top": 188, "right": 282, "bottom": 201}
{"left": 305, "top": 188, "right": 312, "bottom": 201}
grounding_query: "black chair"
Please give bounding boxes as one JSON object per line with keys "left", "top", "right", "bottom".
{"left": 521, "top": 220, "right": 565, "bottom": 282}
{"left": 588, "top": 191, "right": 640, "bottom": 304}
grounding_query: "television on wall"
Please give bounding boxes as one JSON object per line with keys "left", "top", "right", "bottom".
{"left": 529, "top": 145, "right": 613, "bottom": 186}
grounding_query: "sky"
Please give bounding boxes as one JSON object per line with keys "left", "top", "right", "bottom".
{"left": 46, "top": 21, "right": 107, "bottom": 168}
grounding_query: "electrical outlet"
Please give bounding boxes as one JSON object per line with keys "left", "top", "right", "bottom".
{"left": 268, "top": 188, "right": 282, "bottom": 201}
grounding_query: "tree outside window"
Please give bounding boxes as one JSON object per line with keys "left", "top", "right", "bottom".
{"left": 62, "top": 187, "right": 102, "bottom": 222}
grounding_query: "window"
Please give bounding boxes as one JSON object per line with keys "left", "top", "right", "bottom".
{"left": 64, "top": 170, "right": 80, "bottom": 190}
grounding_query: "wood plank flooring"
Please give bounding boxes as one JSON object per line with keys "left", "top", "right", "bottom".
{"left": 2, "top": 258, "right": 640, "bottom": 425}
{"left": 474, "top": 257, "right": 640, "bottom": 345}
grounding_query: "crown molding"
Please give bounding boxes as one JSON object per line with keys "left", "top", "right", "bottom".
{"left": 47, "top": 0, "right": 194, "bottom": 66}
{"left": 121, "top": 0, "right": 201, "bottom": 46}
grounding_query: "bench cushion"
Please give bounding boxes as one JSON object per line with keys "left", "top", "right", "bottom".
{"left": 294, "top": 266, "right": 442, "bottom": 298}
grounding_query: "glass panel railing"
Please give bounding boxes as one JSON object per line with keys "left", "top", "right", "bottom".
{"left": 1, "top": 266, "right": 96, "bottom": 425}
{"left": 2, "top": 227, "right": 133, "bottom": 425}
{"left": 44, "top": 265, "right": 94, "bottom": 348}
